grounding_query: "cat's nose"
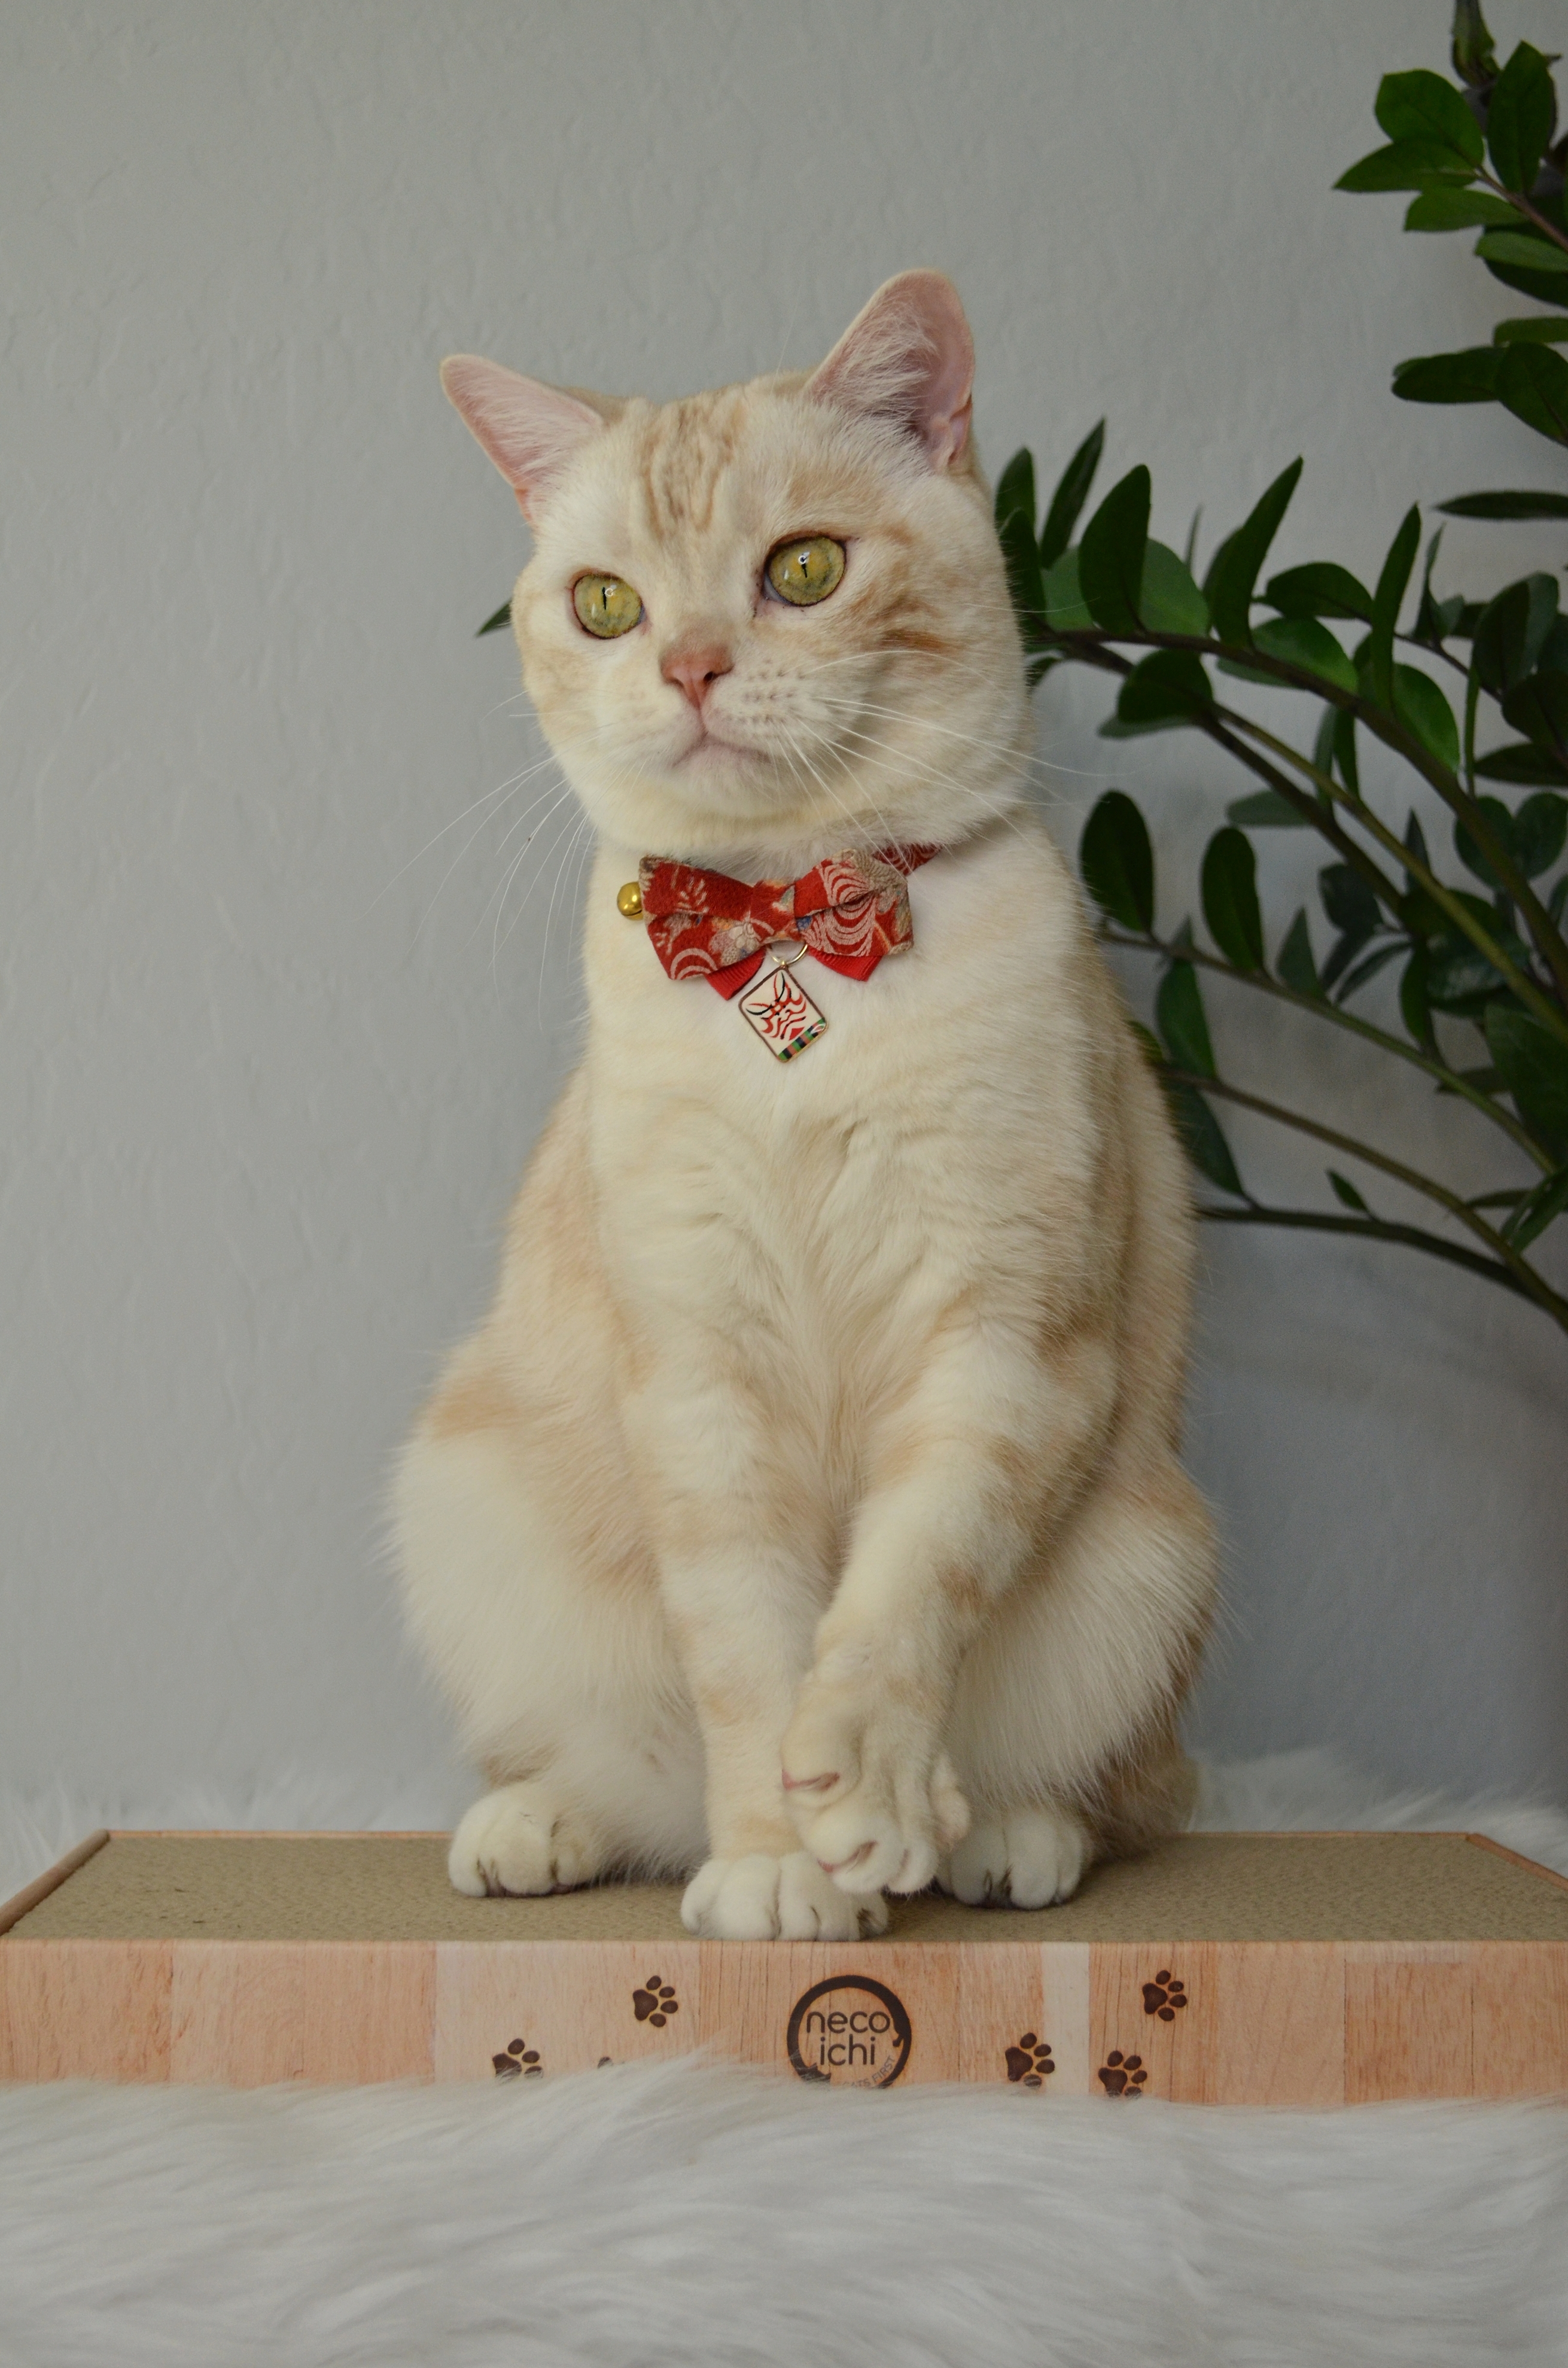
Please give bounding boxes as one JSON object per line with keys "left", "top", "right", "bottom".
{"left": 660, "top": 640, "right": 733, "bottom": 713}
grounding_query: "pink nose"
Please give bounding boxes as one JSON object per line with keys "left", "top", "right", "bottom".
{"left": 661, "top": 641, "right": 733, "bottom": 712}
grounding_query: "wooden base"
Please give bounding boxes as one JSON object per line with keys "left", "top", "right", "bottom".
{"left": 4, "top": 1830, "right": 1567, "bottom": 2102}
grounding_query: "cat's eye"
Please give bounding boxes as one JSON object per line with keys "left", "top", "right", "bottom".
{"left": 766, "top": 535, "right": 847, "bottom": 607}
{"left": 573, "top": 574, "right": 643, "bottom": 638}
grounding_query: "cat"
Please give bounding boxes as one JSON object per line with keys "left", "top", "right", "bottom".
{"left": 396, "top": 270, "right": 1216, "bottom": 1940}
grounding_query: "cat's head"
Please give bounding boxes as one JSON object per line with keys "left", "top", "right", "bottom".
{"left": 442, "top": 273, "right": 1029, "bottom": 866}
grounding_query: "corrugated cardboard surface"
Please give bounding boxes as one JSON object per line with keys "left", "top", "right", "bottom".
{"left": 10, "top": 1831, "right": 1568, "bottom": 1946}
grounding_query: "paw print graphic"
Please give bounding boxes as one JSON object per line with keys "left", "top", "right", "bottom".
{"left": 1097, "top": 2050, "right": 1147, "bottom": 2097}
{"left": 492, "top": 2037, "right": 542, "bottom": 2080}
{"left": 1141, "top": 1969, "right": 1188, "bottom": 2022}
{"left": 632, "top": 1974, "right": 680, "bottom": 2027}
{"left": 1004, "top": 2032, "right": 1055, "bottom": 2088}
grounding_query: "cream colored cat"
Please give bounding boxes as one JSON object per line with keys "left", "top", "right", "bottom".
{"left": 397, "top": 271, "right": 1216, "bottom": 1941}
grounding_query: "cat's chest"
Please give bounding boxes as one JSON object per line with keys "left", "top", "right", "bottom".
{"left": 582, "top": 825, "right": 1095, "bottom": 1305}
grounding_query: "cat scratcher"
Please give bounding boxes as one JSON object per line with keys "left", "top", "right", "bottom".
{"left": 4, "top": 1830, "right": 1567, "bottom": 2102}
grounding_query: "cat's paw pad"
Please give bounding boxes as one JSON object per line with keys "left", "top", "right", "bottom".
{"left": 782, "top": 1686, "right": 969, "bottom": 1897}
{"left": 492, "top": 2037, "right": 543, "bottom": 2080}
{"left": 1097, "top": 2050, "right": 1147, "bottom": 2097}
{"left": 939, "top": 1804, "right": 1088, "bottom": 1910}
{"left": 1142, "top": 1969, "right": 1187, "bottom": 2020}
{"left": 1004, "top": 2032, "right": 1055, "bottom": 2088}
{"left": 447, "top": 1783, "right": 603, "bottom": 1898}
{"left": 680, "top": 1851, "right": 888, "bottom": 1941}
{"left": 632, "top": 1976, "right": 680, "bottom": 2026}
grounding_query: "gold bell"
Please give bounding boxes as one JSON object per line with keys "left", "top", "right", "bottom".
{"left": 616, "top": 881, "right": 644, "bottom": 918}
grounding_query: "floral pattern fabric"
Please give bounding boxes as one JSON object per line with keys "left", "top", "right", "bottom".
{"left": 637, "top": 845, "right": 939, "bottom": 999}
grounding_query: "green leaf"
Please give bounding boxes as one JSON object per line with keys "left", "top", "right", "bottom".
{"left": 1375, "top": 68, "right": 1485, "bottom": 166}
{"left": 1454, "top": 793, "right": 1518, "bottom": 888}
{"left": 1078, "top": 466, "right": 1151, "bottom": 634}
{"left": 1476, "top": 230, "right": 1568, "bottom": 277}
{"left": 994, "top": 448, "right": 1037, "bottom": 540}
{"left": 1475, "top": 741, "right": 1568, "bottom": 784}
{"left": 1336, "top": 139, "right": 1476, "bottom": 192}
{"left": 1438, "top": 489, "right": 1568, "bottom": 518}
{"left": 1497, "top": 342, "right": 1568, "bottom": 443}
{"left": 1277, "top": 907, "right": 1323, "bottom": 997}
{"left": 1515, "top": 791, "right": 1568, "bottom": 875}
{"left": 1393, "top": 665, "right": 1460, "bottom": 768}
{"left": 1502, "top": 669, "right": 1568, "bottom": 763}
{"left": 1107, "top": 650, "right": 1213, "bottom": 735}
{"left": 1228, "top": 790, "right": 1310, "bottom": 829}
{"left": 1039, "top": 421, "right": 1104, "bottom": 569}
{"left": 1162, "top": 1080, "right": 1246, "bottom": 1198}
{"left": 1206, "top": 458, "right": 1304, "bottom": 650}
{"left": 1328, "top": 1170, "right": 1370, "bottom": 1213}
{"left": 1494, "top": 318, "right": 1568, "bottom": 346}
{"left": 1485, "top": 1003, "right": 1568, "bottom": 1156}
{"left": 1479, "top": 248, "right": 1568, "bottom": 308}
{"left": 1138, "top": 542, "right": 1208, "bottom": 635}
{"left": 1392, "top": 347, "right": 1503, "bottom": 403}
{"left": 1040, "top": 549, "right": 1091, "bottom": 631}
{"left": 1452, "top": 0, "right": 1500, "bottom": 90}
{"left": 1320, "top": 862, "right": 1383, "bottom": 940}
{"left": 1335, "top": 939, "right": 1408, "bottom": 1002}
{"left": 1332, "top": 707, "right": 1360, "bottom": 798}
{"left": 1369, "top": 507, "right": 1421, "bottom": 708}
{"left": 1201, "top": 827, "right": 1265, "bottom": 970}
{"left": 1263, "top": 562, "right": 1374, "bottom": 621}
{"left": 1475, "top": 576, "right": 1560, "bottom": 696}
{"left": 1405, "top": 187, "right": 1520, "bottom": 230}
{"left": 1079, "top": 790, "right": 1155, "bottom": 931}
{"left": 477, "top": 600, "right": 513, "bottom": 637}
{"left": 995, "top": 449, "right": 1045, "bottom": 629}
{"left": 1485, "top": 42, "right": 1556, "bottom": 193}
{"left": 1400, "top": 945, "right": 1434, "bottom": 1044}
{"left": 1156, "top": 960, "right": 1216, "bottom": 1079}
{"left": 1248, "top": 615, "right": 1357, "bottom": 693}
{"left": 1506, "top": 1163, "right": 1568, "bottom": 1250}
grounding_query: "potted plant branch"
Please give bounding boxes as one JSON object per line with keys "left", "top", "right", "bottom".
{"left": 991, "top": 0, "right": 1568, "bottom": 1336}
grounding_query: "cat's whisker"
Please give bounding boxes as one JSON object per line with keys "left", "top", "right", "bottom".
{"left": 378, "top": 751, "right": 570, "bottom": 919}
{"left": 468, "top": 781, "right": 579, "bottom": 961}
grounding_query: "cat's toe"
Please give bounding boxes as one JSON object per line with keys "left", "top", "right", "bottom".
{"left": 447, "top": 1782, "right": 602, "bottom": 1897}
{"left": 941, "top": 1805, "right": 1088, "bottom": 1909}
{"left": 681, "top": 1852, "right": 887, "bottom": 1941}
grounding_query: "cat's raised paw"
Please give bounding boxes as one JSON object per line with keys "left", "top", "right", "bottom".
{"left": 680, "top": 1851, "right": 888, "bottom": 1941}
{"left": 939, "top": 1804, "right": 1088, "bottom": 1909}
{"left": 447, "top": 1782, "right": 605, "bottom": 1897}
{"left": 782, "top": 1682, "right": 970, "bottom": 1896}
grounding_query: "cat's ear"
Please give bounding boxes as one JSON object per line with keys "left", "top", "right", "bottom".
{"left": 440, "top": 355, "right": 613, "bottom": 522}
{"left": 805, "top": 271, "right": 975, "bottom": 470}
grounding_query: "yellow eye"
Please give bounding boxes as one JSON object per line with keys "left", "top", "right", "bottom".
{"left": 766, "top": 535, "right": 846, "bottom": 606}
{"left": 573, "top": 575, "right": 643, "bottom": 637}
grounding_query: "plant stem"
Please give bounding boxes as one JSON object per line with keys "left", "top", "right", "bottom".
{"left": 1197, "top": 1201, "right": 1552, "bottom": 1310}
{"left": 1101, "top": 924, "right": 1549, "bottom": 1164}
{"left": 1480, "top": 169, "right": 1568, "bottom": 261}
{"left": 1161, "top": 1064, "right": 1568, "bottom": 1320}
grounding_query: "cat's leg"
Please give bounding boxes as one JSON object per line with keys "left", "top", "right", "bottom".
{"left": 621, "top": 1370, "right": 887, "bottom": 1941}
{"left": 397, "top": 1393, "right": 707, "bottom": 1897}
{"left": 937, "top": 1454, "right": 1213, "bottom": 1904}
{"left": 781, "top": 1322, "right": 1125, "bottom": 1895}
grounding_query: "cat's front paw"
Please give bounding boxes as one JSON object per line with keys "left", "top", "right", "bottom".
{"left": 447, "top": 1782, "right": 604, "bottom": 1897}
{"left": 939, "top": 1804, "right": 1089, "bottom": 1909}
{"left": 781, "top": 1682, "right": 970, "bottom": 1896}
{"left": 680, "top": 1851, "right": 888, "bottom": 1941}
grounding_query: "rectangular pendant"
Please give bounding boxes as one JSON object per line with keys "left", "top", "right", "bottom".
{"left": 736, "top": 963, "right": 828, "bottom": 1061}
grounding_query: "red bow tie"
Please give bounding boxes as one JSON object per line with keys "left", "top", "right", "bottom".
{"left": 636, "top": 845, "right": 939, "bottom": 999}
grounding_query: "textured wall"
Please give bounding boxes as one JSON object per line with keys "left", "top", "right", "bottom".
{"left": 4, "top": 0, "right": 1566, "bottom": 1816}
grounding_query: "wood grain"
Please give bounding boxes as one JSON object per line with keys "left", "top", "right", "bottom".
{"left": 1345, "top": 1944, "right": 1473, "bottom": 2103}
{"left": 0, "top": 1940, "right": 172, "bottom": 2080}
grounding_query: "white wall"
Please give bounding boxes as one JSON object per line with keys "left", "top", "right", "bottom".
{"left": 4, "top": 0, "right": 1566, "bottom": 1817}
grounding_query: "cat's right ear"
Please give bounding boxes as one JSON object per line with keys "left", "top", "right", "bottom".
{"left": 440, "top": 357, "right": 608, "bottom": 523}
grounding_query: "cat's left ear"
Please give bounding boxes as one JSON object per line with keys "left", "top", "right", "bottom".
{"left": 440, "top": 355, "right": 616, "bottom": 523}
{"left": 805, "top": 271, "right": 974, "bottom": 470}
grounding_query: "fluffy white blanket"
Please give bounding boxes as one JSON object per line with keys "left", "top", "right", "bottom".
{"left": 2, "top": 1754, "right": 1566, "bottom": 2368}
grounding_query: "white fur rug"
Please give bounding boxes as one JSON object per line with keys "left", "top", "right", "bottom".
{"left": 3, "top": 1753, "right": 1567, "bottom": 2367}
